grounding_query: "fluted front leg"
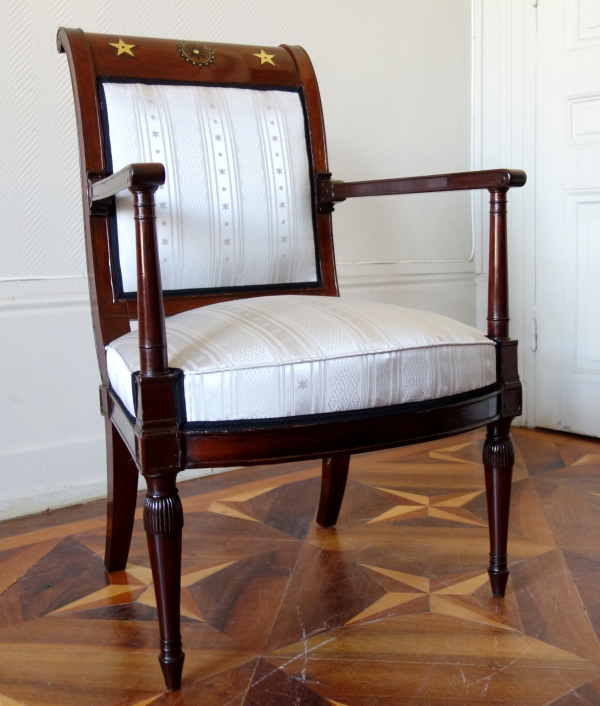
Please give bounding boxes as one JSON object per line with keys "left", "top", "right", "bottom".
{"left": 144, "top": 475, "right": 184, "bottom": 691}
{"left": 483, "top": 420, "right": 514, "bottom": 597}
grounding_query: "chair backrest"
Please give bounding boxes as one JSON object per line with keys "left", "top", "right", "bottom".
{"left": 58, "top": 30, "right": 338, "bottom": 378}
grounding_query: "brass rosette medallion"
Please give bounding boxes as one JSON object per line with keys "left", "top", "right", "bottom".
{"left": 177, "top": 41, "right": 215, "bottom": 67}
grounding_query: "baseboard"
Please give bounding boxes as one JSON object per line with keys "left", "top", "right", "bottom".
{"left": 0, "top": 434, "right": 240, "bottom": 522}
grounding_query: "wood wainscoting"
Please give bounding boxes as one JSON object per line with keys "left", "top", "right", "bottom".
{"left": 0, "top": 427, "right": 599, "bottom": 705}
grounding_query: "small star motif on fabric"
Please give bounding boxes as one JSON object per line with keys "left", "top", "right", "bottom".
{"left": 272, "top": 135, "right": 279, "bottom": 142}
{"left": 276, "top": 168, "right": 283, "bottom": 174}
{"left": 147, "top": 99, "right": 154, "bottom": 104}
{"left": 159, "top": 202, "right": 167, "bottom": 209}
{"left": 281, "top": 236, "right": 287, "bottom": 242}
{"left": 209, "top": 103, "right": 216, "bottom": 109}
{"left": 219, "top": 168, "right": 226, "bottom": 175}
{"left": 222, "top": 203, "right": 230, "bottom": 210}
{"left": 279, "top": 202, "right": 286, "bottom": 209}
{"left": 161, "top": 238, "right": 169, "bottom": 245}
{"left": 152, "top": 131, "right": 159, "bottom": 137}
{"left": 266, "top": 105, "right": 272, "bottom": 110}
{"left": 297, "top": 380, "right": 308, "bottom": 390}
{"left": 215, "top": 134, "right": 222, "bottom": 141}
{"left": 224, "top": 238, "right": 231, "bottom": 245}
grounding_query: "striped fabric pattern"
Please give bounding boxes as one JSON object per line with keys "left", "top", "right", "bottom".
{"left": 106, "top": 296, "right": 496, "bottom": 422}
{"left": 102, "top": 83, "right": 317, "bottom": 293}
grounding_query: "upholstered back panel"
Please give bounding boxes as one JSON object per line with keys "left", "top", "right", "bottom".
{"left": 100, "top": 82, "right": 318, "bottom": 294}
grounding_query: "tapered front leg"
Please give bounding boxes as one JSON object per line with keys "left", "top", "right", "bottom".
{"left": 144, "top": 474, "right": 185, "bottom": 691}
{"left": 317, "top": 455, "right": 350, "bottom": 527}
{"left": 104, "top": 420, "right": 139, "bottom": 572}
{"left": 483, "top": 420, "right": 514, "bottom": 597}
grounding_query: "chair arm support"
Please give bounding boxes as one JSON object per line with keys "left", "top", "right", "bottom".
{"left": 316, "top": 168, "right": 526, "bottom": 211}
{"left": 316, "top": 168, "right": 527, "bottom": 343}
{"left": 89, "top": 164, "right": 168, "bottom": 378}
{"left": 89, "top": 163, "right": 166, "bottom": 204}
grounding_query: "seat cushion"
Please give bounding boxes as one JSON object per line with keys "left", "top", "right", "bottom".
{"left": 106, "top": 295, "right": 496, "bottom": 422}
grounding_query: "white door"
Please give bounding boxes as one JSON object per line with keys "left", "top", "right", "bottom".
{"left": 536, "top": 0, "right": 600, "bottom": 436}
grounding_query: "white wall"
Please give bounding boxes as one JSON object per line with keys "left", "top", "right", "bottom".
{"left": 472, "top": 0, "right": 537, "bottom": 426}
{"left": 0, "top": 0, "right": 474, "bottom": 519}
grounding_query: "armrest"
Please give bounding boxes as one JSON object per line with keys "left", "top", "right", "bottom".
{"left": 89, "top": 163, "right": 168, "bottom": 378}
{"left": 316, "top": 167, "right": 527, "bottom": 344}
{"left": 316, "top": 169, "right": 526, "bottom": 210}
{"left": 89, "top": 163, "right": 166, "bottom": 204}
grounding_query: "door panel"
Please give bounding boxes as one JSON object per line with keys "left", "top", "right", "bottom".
{"left": 536, "top": 0, "right": 600, "bottom": 435}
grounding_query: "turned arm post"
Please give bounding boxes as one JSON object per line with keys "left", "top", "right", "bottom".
{"left": 89, "top": 163, "right": 168, "bottom": 378}
{"left": 132, "top": 187, "right": 168, "bottom": 377}
{"left": 487, "top": 189, "right": 509, "bottom": 342}
{"left": 484, "top": 188, "right": 517, "bottom": 597}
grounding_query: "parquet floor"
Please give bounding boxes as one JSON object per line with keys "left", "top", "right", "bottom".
{"left": 1, "top": 428, "right": 600, "bottom": 705}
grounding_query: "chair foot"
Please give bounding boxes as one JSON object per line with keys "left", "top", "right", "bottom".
{"left": 316, "top": 455, "right": 350, "bottom": 527}
{"left": 144, "top": 474, "right": 185, "bottom": 691}
{"left": 159, "top": 639, "right": 185, "bottom": 691}
{"left": 104, "top": 420, "right": 139, "bottom": 573}
{"left": 483, "top": 419, "right": 514, "bottom": 599}
{"left": 488, "top": 563, "right": 510, "bottom": 598}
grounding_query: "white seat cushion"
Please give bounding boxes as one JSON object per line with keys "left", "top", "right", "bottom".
{"left": 106, "top": 296, "right": 496, "bottom": 422}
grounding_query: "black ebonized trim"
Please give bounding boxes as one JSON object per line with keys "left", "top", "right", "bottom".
{"left": 97, "top": 78, "right": 321, "bottom": 300}
{"left": 118, "top": 377, "right": 499, "bottom": 432}
{"left": 182, "top": 384, "right": 500, "bottom": 431}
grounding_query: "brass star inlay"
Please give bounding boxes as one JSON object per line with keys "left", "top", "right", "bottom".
{"left": 107, "top": 39, "right": 136, "bottom": 57}
{"left": 367, "top": 488, "right": 487, "bottom": 526}
{"left": 253, "top": 49, "right": 276, "bottom": 66}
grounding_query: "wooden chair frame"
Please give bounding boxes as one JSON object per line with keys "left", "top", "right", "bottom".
{"left": 58, "top": 27, "right": 526, "bottom": 691}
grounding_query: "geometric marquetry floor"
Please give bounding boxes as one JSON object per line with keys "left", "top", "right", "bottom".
{"left": 1, "top": 428, "right": 600, "bottom": 705}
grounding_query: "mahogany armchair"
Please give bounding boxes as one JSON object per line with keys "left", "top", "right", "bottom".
{"left": 58, "top": 28, "right": 526, "bottom": 692}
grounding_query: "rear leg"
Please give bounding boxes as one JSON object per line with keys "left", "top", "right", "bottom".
{"left": 104, "top": 419, "right": 139, "bottom": 572}
{"left": 316, "top": 455, "right": 350, "bottom": 527}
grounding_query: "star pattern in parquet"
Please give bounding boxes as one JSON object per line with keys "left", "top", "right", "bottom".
{"left": 0, "top": 428, "right": 600, "bottom": 705}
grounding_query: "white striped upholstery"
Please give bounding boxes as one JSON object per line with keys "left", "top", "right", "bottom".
{"left": 106, "top": 296, "right": 497, "bottom": 422}
{"left": 102, "top": 82, "right": 317, "bottom": 293}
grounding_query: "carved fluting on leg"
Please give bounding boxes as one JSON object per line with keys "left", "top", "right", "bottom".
{"left": 143, "top": 490, "right": 184, "bottom": 534}
{"left": 144, "top": 477, "right": 185, "bottom": 691}
{"left": 317, "top": 455, "right": 351, "bottom": 527}
{"left": 483, "top": 420, "right": 514, "bottom": 598}
{"left": 483, "top": 436, "right": 515, "bottom": 469}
